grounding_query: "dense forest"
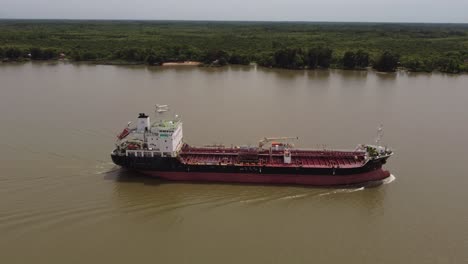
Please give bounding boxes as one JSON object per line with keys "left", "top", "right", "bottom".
{"left": 0, "top": 20, "right": 467, "bottom": 73}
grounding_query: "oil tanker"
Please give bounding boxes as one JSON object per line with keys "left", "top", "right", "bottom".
{"left": 111, "top": 106, "right": 393, "bottom": 186}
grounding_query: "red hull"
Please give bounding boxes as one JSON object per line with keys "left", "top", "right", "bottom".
{"left": 140, "top": 169, "right": 390, "bottom": 186}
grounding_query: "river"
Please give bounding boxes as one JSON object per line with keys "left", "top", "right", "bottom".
{"left": 0, "top": 62, "right": 467, "bottom": 264}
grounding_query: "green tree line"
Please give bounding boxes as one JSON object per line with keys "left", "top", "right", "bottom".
{"left": 1, "top": 45, "right": 466, "bottom": 73}
{"left": 1, "top": 21, "right": 467, "bottom": 73}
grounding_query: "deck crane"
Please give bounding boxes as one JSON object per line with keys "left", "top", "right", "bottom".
{"left": 258, "top": 137, "right": 299, "bottom": 148}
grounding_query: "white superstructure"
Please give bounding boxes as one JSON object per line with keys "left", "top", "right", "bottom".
{"left": 118, "top": 110, "right": 184, "bottom": 157}
{"left": 147, "top": 118, "right": 183, "bottom": 156}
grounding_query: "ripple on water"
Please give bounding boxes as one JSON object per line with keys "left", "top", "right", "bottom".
{"left": 0, "top": 162, "right": 122, "bottom": 236}
{"left": 0, "top": 202, "right": 114, "bottom": 236}
{"left": 1, "top": 166, "right": 395, "bottom": 235}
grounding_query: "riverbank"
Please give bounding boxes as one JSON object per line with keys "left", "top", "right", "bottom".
{"left": 2, "top": 59, "right": 467, "bottom": 75}
{"left": 162, "top": 61, "right": 201, "bottom": 66}
{"left": 2, "top": 50, "right": 467, "bottom": 74}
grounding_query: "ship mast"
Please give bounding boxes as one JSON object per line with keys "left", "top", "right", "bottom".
{"left": 155, "top": 104, "right": 169, "bottom": 121}
{"left": 375, "top": 124, "right": 384, "bottom": 145}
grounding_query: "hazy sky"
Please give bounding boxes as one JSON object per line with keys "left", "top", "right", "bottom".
{"left": 1, "top": 0, "right": 467, "bottom": 23}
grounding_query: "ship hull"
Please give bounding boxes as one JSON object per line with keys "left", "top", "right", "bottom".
{"left": 111, "top": 154, "right": 390, "bottom": 186}
{"left": 139, "top": 169, "right": 390, "bottom": 186}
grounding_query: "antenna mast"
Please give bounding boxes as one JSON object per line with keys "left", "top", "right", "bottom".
{"left": 375, "top": 124, "right": 384, "bottom": 145}
{"left": 155, "top": 104, "right": 169, "bottom": 120}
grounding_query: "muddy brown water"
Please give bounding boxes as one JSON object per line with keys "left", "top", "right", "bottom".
{"left": 0, "top": 62, "right": 467, "bottom": 264}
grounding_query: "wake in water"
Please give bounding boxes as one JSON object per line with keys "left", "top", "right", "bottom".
{"left": 94, "top": 162, "right": 119, "bottom": 175}
{"left": 382, "top": 174, "right": 396, "bottom": 185}
{"left": 277, "top": 193, "right": 311, "bottom": 200}
{"left": 317, "top": 174, "right": 396, "bottom": 197}
{"left": 318, "top": 187, "right": 365, "bottom": 197}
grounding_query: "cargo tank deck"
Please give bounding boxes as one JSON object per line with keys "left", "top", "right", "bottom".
{"left": 179, "top": 145, "right": 367, "bottom": 169}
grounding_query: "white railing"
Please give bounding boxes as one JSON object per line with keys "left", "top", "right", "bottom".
{"left": 125, "top": 149, "right": 178, "bottom": 158}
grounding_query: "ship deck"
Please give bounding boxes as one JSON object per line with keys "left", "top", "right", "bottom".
{"left": 179, "top": 145, "right": 367, "bottom": 169}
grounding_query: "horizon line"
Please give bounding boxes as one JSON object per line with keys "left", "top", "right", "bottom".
{"left": 0, "top": 18, "right": 467, "bottom": 25}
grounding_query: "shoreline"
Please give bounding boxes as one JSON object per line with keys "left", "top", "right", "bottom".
{"left": 161, "top": 61, "right": 202, "bottom": 66}
{"left": 0, "top": 59, "right": 466, "bottom": 74}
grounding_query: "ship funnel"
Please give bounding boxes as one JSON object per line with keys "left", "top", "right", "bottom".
{"left": 137, "top": 113, "right": 150, "bottom": 132}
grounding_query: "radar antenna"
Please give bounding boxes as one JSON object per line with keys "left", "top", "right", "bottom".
{"left": 375, "top": 123, "right": 384, "bottom": 145}
{"left": 156, "top": 104, "right": 169, "bottom": 113}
